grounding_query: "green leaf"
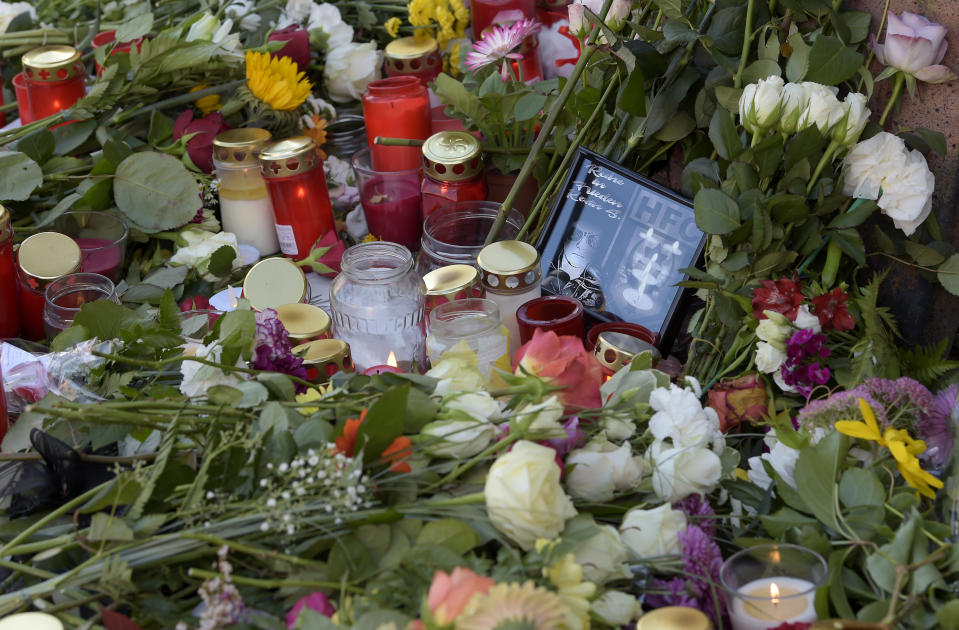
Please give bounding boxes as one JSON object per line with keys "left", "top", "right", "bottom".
{"left": 17, "top": 129, "right": 55, "bottom": 164}
{"left": 694, "top": 188, "right": 741, "bottom": 234}
{"left": 218, "top": 309, "right": 256, "bottom": 364}
{"left": 708, "top": 108, "right": 743, "bottom": 161}
{"left": 416, "top": 519, "right": 480, "bottom": 554}
{"left": 51, "top": 324, "right": 91, "bottom": 351}
{"left": 706, "top": 6, "right": 746, "bottom": 55}
{"left": 714, "top": 86, "right": 743, "bottom": 113}
{"left": 742, "top": 59, "right": 781, "bottom": 84}
{"left": 148, "top": 111, "right": 174, "bottom": 146}
{"left": 294, "top": 418, "right": 333, "bottom": 451}
{"left": 72, "top": 300, "right": 141, "bottom": 341}
{"left": 235, "top": 381, "right": 270, "bottom": 408}
{"left": 827, "top": 199, "right": 876, "bottom": 229}
{"left": 865, "top": 515, "right": 918, "bottom": 593}
{"left": 207, "top": 245, "right": 236, "bottom": 278}
{"left": 355, "top": 385, "right": 409, "bottom": 464}
{"left": 206, "top": 385, "right": 243, "bottom": 406}
{"left": 115, "top": 12, "right": 153, "bottom": 42}
{"left": 0, "top": 151, "right": 43, "bottom": 201}
{"left": 617, "top": 66, "right": 646, "bottom": 117}
{"left": 760, "top": 506, "right": 818, "bottom": 538}
{"left": 938, "top": 254, "right": 959, "bottom": 296}
{"left": 649, "top": 0, "right": 687, "bottom": 23}
{"left": 663, "top": 20, "right": 698, "bottom": 43}
{"left": 52, "top": 120, "right": 97, "bottom": 155}
{"left": 113, "top": 152, "right": 202, "bottom": 233}
{"left": 838, "top": 11, "right": 872, "bottom": 43}
{"left": 804, "top": 35, "right": 863, "bottom": 85}
{"left": 513, "top": 92, "right": 546, "bottom": 122}
{"left": 257, "top": 373, "right": 296, "bottom": 401}
{"left": 785, "top": 32, "right": 811, "bottom": 82}
{"left": 828, "top": 550, "right": 856, "bottom": 618}
{"left": 681, "top": 158, "right": 720, "bottom": 197}
{"left": 919, "top": 128, "right": 948, "bottom": 157}
{"left": 294, "top": 608, "right": 339, "bottom": 630}
{"left": 838, "top": 468, "right": 884, "bottom": 507}
{"left": 89, "top": 513, "right": 135, "bottom": 541}
{"left": 904, "top": 241, "right": 945, "bottom": 267}
{"left": 937, "top": 600, "right": 959, "bottom": 630}
{"left": 832, "top": 228, "right": 867, "bottom": 265}
{"left": 794, "top": 431, "right": 846, "bottom": 531}
{"left": 404, "top": 387, "right": 437, "bottom": 432}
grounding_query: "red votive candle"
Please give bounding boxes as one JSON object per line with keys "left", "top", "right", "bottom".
{"left": 471, "top": 0, "right": 536, "bottom": 37}
{"left": 259, "top": 136, "right": 336, "bottom": 261}
{"left": 92, "top": 30, "right": 143, "bottom": 75}
{"left": 13, "top": 72, "right": 33, "bottom": 124}
{"left": 53, "top": 211, "right": 129, "bottom": 283}
{"left": 362, "top": 76, "right": 432, "bottom": 172}
{"left": 361, "top": 364, "right": 404, "bottom": 376}
{"left": 22, "top": 46, "right": 86, "bottom": 121}
{"left": 353, "top": 148, "right": 423, "bottom": 249}
{"left": 17, "top": 232, "right": 82, "bottom": 342}
{"left": 420, "top": 131, "right": 487, "bottom": 219}
{"left": 516, "top": 295, "right": 585, "bottom": 344}
{"left": 0, "top": 206, "right": 19, "bottom": 338}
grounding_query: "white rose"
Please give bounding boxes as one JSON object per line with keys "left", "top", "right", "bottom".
{"left": 876, "top": 147, "right": 934, "bottom": 236}
{"left": 764, "top": 431, "right": 801, "bottom": 489}
{"left": 565, "top": 438, "right": 643, "bottom": 502}
{"left": 485, "top": 441, "right": 577, "bottom": 550}
{"left": 755, "top": 311, "right": 792, "bottom": 349}
{"left": 324, "top": 42, "right": 381, "bottom": 102}
{"left": 421, "top": 418, "right": 496, "bottom": 458}
{"left": 284, "top": 0, "right": 315, "bottom": 23}
{"left": 441, "top": 391, "right": 502, "bottom": 423}
{"left": 224, "top": 0, "right": 261, "bottom": 32}
{"left": 574, "top": 525, "right": 631, "bottom": 584}
{"left": 778, "top": 82, "right": 808, "bottom": 135}
{"left": 747, "top": 454, "right": 774, "bottom": 489}
{"left": 797, "top": 82, "right": 844, "bottom": 134}
{"left": 842, "top": 132, "right": 907, "bottom": 200}
{"left": 649, "top": 440, "right": 723, "bottom": 502}
{"left": 426, "top": 356, "right": 486, "bottom": 396}
{"left": 600, "top": 414, "right": 635, "bottom": 441}
{"left": 309, "top": 3, "right": 354, "bottom": 49}
{"left": 179, "top": 342, "right": 245, "bottom": 397}
{"left": 606, "top": 0, "right": 632, "bottom": 32}
{"left": 648, "top": 385, "right": 722, "bottom": 450}
{"left": 832, "top": 92, "right": 870, "bottom": 146}
{"left": 591, "top": 591, "right": 641, "bottom": 626}
{"left": 619, "top": 503, "right": 686, "bottom": 560}
{"left": 754, "top": 341, "right": 786, "bottom": 373}
{"left": 168, "top": 229, "right": 242, "bottom": 281}
{"left": 567, "top": 3, "right": 587, "bottom": 38}
{"left": 793, "top": 305, "right": 821, "bottom": 333}
{"left": 739, "top": 75, "right": 784, "bottom": 132}
{"left": 0, "top": 2, "right": 35, "bottom": 35}
{"left": 513, "top": 395, "right": 566, "bottom": 438}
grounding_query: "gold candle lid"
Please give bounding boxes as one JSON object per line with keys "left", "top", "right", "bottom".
{"left": 0, "top": 612, "right": 65, "bottom": 630}
{"left": 18, "top": 232, "right": 82, "bottom": 286}
{"left": 477, "top": 240, "right": 541, "bottom": 294}
{"left": 385, "top": 35, "right": 438, "bottom": 60}
{"left": 22, "top": 45, "right": 84, "bottom": 82}
{"left": 635, "top": 606, "right": 713, "bottom": 630}
{"left": 242, "top": 257, "right": 307, "bottom": 311}
{"left": 424, "top": 264, "right": 479, "bottom": 296}
{"left": 422, "top": 131, "right": 483, "bottom": 182}
{"left": 294, "top": 338, "right": 350, "bottom": 363}
{"left": 258, "top": 136, "right": 322, "bottom": 178}
{"left": 594, "top": 330, "right": 660, "bottom": 372}
{"left": 275, "top": 303, "right": 331, "bottom": 340}
{"left": 213, "top": 128, "right": 273, "bottom": 164}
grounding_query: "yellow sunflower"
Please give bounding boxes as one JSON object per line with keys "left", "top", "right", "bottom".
{"left": 189, "top": 84, "right": 221, "bottom": 114}
{"left": 245, "top": 50, "right": 312, "bottom": 112}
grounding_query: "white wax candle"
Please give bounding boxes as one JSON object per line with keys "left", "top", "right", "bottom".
{"left": 219, "top": 195, "right": 280, "bottom": 256}
{"left": 729, "top": 576, "right": 818, "bottom": 630}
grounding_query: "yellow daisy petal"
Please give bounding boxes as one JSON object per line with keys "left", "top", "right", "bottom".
{"left": 245, "top": 50, "right": 313, "bottom": 111}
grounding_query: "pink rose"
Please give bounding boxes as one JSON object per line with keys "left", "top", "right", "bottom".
{"left": 269, "top": 25, "right": 311, "bottom": 71}
{"left": 173, "top": 111, "right": 230, "bottom": 173}
{"left": 285, "top": 592, "right": 334, "bottom": 628}
{"left": 513, "top": 328, "right": 605, "bottom": 412}
{"left": 427, "top": 568, "right": 495, "bottom": 626}
{"left": 873, "top": 11, "right": 958, "bottom": 83}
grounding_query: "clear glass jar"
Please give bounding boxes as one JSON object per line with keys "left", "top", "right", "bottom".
{"left": 330, "top": 242, "right": 427, "bottom": 372}
{"left": 426, "top": 298, "right": 509, "bottom": 379}
{"left": 324, "top": 115, "right": 367, "bottom": 161}
{"left": 417, "top": 200, "right": 525, "bottom": 275}
{"left": 477, "top": 240, "right": 542, "bottom": 360}
{"left": 43, "top": 272, "right": 119, "bottom": 340}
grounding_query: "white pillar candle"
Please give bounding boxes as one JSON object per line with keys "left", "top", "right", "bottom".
{"left": 729, "top": 576, "right": 818, "bottom": 630}
{"left": 219, "top": 193, "right": 280, "bottom": 257}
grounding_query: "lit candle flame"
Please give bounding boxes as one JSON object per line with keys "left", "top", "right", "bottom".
{"left": 770, "top": 582, "right": 780, "bottom": 605}
{"left": 386, "top": 351, "right": 398, "bottom": 368}
{"left": 227, "top": 285, "right": 239, "bottom": 309}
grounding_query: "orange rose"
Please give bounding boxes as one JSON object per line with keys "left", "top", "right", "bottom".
{"left": 427, "top": 567, "right": 496, "bottom": 626}
{"left": 707, "top": 374, "right": 768, "bottom": 432}
{"left": 513, "top": 329, "right": 605, "bottom": 412}
{"left": 333, "top": 409, "right": 412, "bottom": 473}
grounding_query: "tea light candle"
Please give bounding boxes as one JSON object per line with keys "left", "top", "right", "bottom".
{"left": 361, "top": 351, "right": 404, "bottom": 375}
{"left": 729, "top": 577, "right": 818, "bottom": 630}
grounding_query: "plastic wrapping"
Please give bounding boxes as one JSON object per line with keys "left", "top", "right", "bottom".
{"left": 2, "top": 339, "right": 112, "bottom": 415}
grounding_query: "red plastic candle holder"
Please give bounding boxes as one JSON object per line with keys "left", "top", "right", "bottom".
{"left": 362, "top": 76, "right": 432, "bottom": 172}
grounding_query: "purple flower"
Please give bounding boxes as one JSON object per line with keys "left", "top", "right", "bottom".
{"left": 464, "top": 18, "right": 541, "bottom": 80}
{"left": 545, "top": 416, "right": 587, "bottom": 456}
{"left": 676, "top": 495, "right": 716, "bottom": 538}
{"left": 254, "top": 309, "right": 308, "bottom": 393}
{"left": 798, "top": 387, "right": 887, "bottom": 432}
{"left": 916, "top": 384, "right": 957, "bottom": 470}
{"left": 646, "top": 577, "right": 699, "bottom": 609}
{"left": 285, "top": 592, "right": 334, "bottom": 628}
{"left": 780, "top": 330, "right": 831, "bottom": 397}
{"left": 863, "top": 377, "right": 935, "bottom": 415}
{"left": 646, "top": 526, "right": 725, "bottom": 622}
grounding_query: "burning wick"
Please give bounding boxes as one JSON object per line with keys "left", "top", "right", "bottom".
{"left": 386, "top": 351, "right": 398, "bottom": 368}
{"left": 770, "top": 582, "right": 780, "bottom": 606}
{"left": 361, "top": 351, "right": 403, "bottom": 376}
{"left": 227, "top": 285, "right": 239, "bottom": 309}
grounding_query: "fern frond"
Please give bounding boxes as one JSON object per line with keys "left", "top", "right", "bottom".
{"left": 899, "top": 338, "right": 959, "bottom": 387}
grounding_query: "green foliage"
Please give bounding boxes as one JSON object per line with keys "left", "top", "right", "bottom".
{"left": 898, "top": 338, "right": 959, "bottom": 386}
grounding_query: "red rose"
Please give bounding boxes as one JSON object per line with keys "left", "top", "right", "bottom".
{"left": 513, "top": 328, "right": 605, "bottom": 412}
{"left": 173, "top": 111, "right": 230, "bottom": 173}
{"left": 707, "top": 374, "right": 768, "bottom": 432}
{"left": 268, "top": 26, "right": 311, "bottom": 71}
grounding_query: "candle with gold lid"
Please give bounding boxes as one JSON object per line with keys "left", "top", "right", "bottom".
{"left": 423, "top": 263, "right": 484, "bottom": 322}
{"left": 635, "top": 606, "right": 713, "bottom": 630}
{"left": 242, "top": 257, "right": 308, "bottom": 312}
{"left": 17, "top": 232, "right": 82, "bottom": 341}
{"left": 384, "top": 35, "right": 442, "bottom": 85}
{"left": 420, "top": 131, "right": 487, "bottom": 219}
{"left": 594, "top": 330, "right": 660, "bottom": 375}
{"left": 213, "top": 128, "right": 280, "bottom": 256}
{"left": 275, "top": 302, "right": 331, "bottom": 344}
{"left": 0, "top": 612, "right": 64, "bottom": 630}
{"left": 21, "top": 45, "right": 86, "bottom": 120}
{"left": 293, "top": 338, "right": 353, "bottom": 381}
{"left": 477, "top": 240, "right": 541, "bottom": 359}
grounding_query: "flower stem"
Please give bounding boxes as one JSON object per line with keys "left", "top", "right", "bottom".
{"left": 878, "top": 72, "right": 905, "bottom": 127}
{"left": 111, "top": 79, "right": 245, "bottom": 126}
{"left": 483, "top": 0, "right": 613, "bottom": 246}
{"left": 733, "top": 0, "right": 757, "bottom": 89}
{"left": 187, "top": 568, "right": 365, "bottom": 593}
{"left": 0, "top": 481, "right": 111, "bottom": 554}
{"left": 805, "top": 139, "right": 841, "bottom": 196}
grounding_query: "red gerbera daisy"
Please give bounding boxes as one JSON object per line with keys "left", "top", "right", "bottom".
{"left": 751, "top": 277, "right": 804, "bottom": 321}
{"left": 812, "top": 287, "right": 856, "bottom": 331}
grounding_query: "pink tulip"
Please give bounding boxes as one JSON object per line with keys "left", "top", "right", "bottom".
{"left": 873, "top": 11, "right": 958, "bottom": 83}
{"left": 285, "top": 592, "right": 335, "bottom": 628}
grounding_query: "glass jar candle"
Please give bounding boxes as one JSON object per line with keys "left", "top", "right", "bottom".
{"left": 384, "top": 35, "right": 443, "bottom": 86}
{"left": 477, "top": 240, "right": 542, "bottom": 359}
{"left": 52, "top": 211, "right": 128, "bottom": 283}
{"left": 421, "top": 131, "right": 488, "bottom": 219}
{"left": 426, "top": 299, "right": 509, "bottom": 379}
{"left": 21, "top": 46, "right": 86, "bottom": 120}
{"left": 17, "top": 232, "right": 82, "bottom": 342}
{"left": 352, "top": 147, "right": 423, "bottom": 249}
{"left": 0, "top": 206, "right": 19, "bottom": 338}
{"left": 324, "top": 115, "right": 367, "bottom": 161}
{"left": 423, "top": 264, "right": 485, "bottom": 324}
{"left": 259, "top": 136, "right": 336, "bottom": 261}
{"left": 330, "top": 242, "right": 427, "bottom": 372}
{"left": 214, "top": 128, "right": 280, "bottom": 256}
{"left": 471, "top": 0, "right": 537, "bottom": 38}
{"left": 242, "top": 257, "right": 309, "bottom": 311}
{"left": 516, "top": 295, "right": 584, "bottom": 344}
{"left": 362, "top": 76, "right": 432, "bottom": 172}
{"left": 417, "top": 200, "right": 525, "bottom": 275}
{"left": 91, "top": 30, "right": 142, "bottom": 76}
{"left": 43, "top": 273, "right": 119, "bottom": 339}
{"left": 593, "top": 330, "right": 660, "bottom": 377}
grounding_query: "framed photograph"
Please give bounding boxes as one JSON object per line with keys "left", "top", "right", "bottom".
{"left": 536, "top": 147, "right": 706, "bottom": 350}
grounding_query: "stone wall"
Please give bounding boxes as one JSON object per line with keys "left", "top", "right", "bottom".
{"left": 850, "top": 0, "right": 959, "bottom": 349}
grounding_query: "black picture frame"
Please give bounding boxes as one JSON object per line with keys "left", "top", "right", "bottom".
{"left": 536, "top": 147, "right": 706, "bottom": 352}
